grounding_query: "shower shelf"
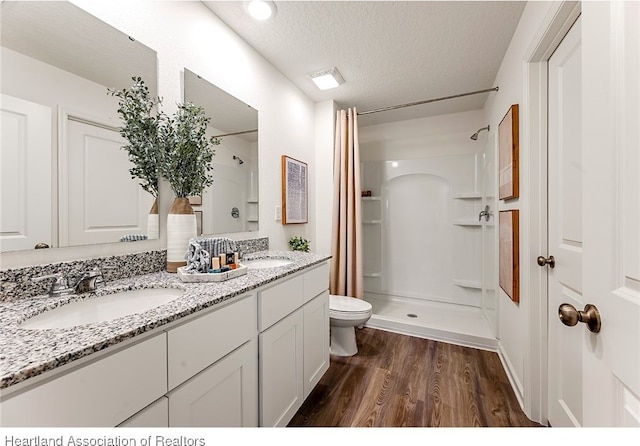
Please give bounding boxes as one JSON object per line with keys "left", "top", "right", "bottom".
{"left": 363, "top": 272, "right": 382, "bottom": 278}
{"left": 453, "top": 279, "right": 482, "bottom": 289}
{"left": 363, "top": 219, "right": 382, "bottom": 224}
{"left": 453, "top": 220, "right": 483, "bottom": 226}
{"left": 453, "top": 193, "right": 482, "bottom": 199}
{"left": 361, "top": 196, "right": 381, "bottom": 201}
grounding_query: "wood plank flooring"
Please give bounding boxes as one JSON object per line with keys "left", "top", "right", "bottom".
{"left": 289, "top": 327, "right": 543, "bottom": 427}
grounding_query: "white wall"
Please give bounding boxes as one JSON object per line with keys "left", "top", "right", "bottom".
{"left": 0, "top": 0, "right": 317, "bottom": 268}
{"left": 314, "top": 101, "right": 337, "bottom": 256}
{"left": 359, "top": 109, "right": 486, "bottom": 161}
{"left": 482, "top": 0, "right": 562, "bottom": 419}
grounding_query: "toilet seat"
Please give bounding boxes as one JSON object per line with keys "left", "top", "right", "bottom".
{"left": 330, "top": 295, "right": 372, "bottom": 311}
{"left": 329, "top": 295, "right": 372, "bottom": 319}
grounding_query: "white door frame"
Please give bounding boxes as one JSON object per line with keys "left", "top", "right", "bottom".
{"left": 521, "top": 1, "right": 582, "bottom": 424}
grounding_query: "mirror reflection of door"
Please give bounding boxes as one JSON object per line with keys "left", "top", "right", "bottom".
{"left": 61, "top": 114, "right": 155, "bottom": 246}
{"left": 0, "top": 1, "right": 158, "bottom": 252}
{"left": 0, "top": 95, "right": 52, "bottom": 252}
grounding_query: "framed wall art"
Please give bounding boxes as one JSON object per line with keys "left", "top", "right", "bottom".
{"left": 499, "top": 209, "right": 520, "bottom": 303}
{"left": 281, "top": 155, "right": 308, "bottom": 224}
{"left": 499, "top": 104, "right": 519, "bottom": 200}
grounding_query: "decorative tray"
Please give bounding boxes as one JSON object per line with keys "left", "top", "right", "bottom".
{"left": 176, "top": 263, "right": 248, "bottom": 283}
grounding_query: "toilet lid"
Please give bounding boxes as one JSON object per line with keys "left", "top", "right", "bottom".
{"left": 329, "top": 295, "right": 372, "bottom": 313}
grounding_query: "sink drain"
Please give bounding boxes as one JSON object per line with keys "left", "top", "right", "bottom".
{"left": 406, "top": 313, "right": 418, "bottom": 318}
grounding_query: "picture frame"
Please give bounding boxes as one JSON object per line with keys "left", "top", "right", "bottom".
{"left": 499, "top": 210, "right": 520, "bottom": 303}
{"left": 498, "top": 104, "right": 519, "bottom": 200}
{"left": 281, "top": 155, "right": 308, "bottom": 224}
{"left": 188, "top": 195, "right": 202, "bottom": 206}
{"left": 194, "top": 210, "right": 203, "bottom": 236}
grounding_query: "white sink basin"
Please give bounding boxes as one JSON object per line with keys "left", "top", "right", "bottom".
{"left": 242, "top": 258, "right": 293, "bottom": 269}
{"left": 20, "top": 288, "right": 184, "bottom": 330}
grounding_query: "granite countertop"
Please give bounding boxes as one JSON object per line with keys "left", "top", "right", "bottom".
{"left": 0, "top": 250, "right": 331, "bottom": 391}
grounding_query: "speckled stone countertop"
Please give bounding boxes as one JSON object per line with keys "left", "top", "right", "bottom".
{"left": 0, "top": 250, "right": 331, "bottom": 391}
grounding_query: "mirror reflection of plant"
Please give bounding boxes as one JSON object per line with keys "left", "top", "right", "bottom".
{"left": 108, "top": 77, "right": 161, "bottom": 198}
{"left": 158, "top": 103, "right": 220, "bottom": 198}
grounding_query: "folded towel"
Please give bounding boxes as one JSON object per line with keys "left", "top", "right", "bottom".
{"left": 184, "top": 240, "right": 211, "bottom": 273}
{"left": 189, "top": 236, "right": 238, "bottom": 260}
{"left": 120, "top": 234, "right": 148, "bottom": 242}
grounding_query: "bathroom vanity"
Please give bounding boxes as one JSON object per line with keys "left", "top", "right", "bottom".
{"left": 0, "top": 251, "right": 330, "bottom": 427}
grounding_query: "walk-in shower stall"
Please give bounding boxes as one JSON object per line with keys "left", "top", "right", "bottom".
{"left": 361, "top": 141, "right": 497, "bottom": 350}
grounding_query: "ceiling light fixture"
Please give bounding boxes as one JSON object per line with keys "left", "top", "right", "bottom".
{"left": 245, "top": 1, "right": 277, "bottom": 21}
{"left": 308, "top": 67, "right": 345, "bottom": 91}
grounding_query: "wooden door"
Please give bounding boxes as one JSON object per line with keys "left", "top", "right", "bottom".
{"left": 0, "top": 94, "right": 52, "bottom": 251}
{"left": 547, "top": 15, "right": 584, "bottom": 427}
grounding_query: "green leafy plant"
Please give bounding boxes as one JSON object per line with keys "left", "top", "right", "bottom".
{"left": 108, "top": 76, "right": 162, "bottom": 198}
{"left": 289, "top": 236, "right": 310, "bottom": 252}
{"left": 158, "top": 102, "right": 220, "bottom": 198}
{"left": 109, "top": 77, "right": 220, "bottom": 199}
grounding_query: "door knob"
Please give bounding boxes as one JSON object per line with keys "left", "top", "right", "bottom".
{"left": 537, "top": 255, "right": 555, "bottom": 268}
{"left": 558, "top": 303, "right": 601, "bottom": 333}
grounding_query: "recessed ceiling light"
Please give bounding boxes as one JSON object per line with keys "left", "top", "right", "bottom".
{"left": 245, "top": 1, "right": 277, "bottom": 21}
{"left": 308, "top": 67, "right": 345, "bottom": 90}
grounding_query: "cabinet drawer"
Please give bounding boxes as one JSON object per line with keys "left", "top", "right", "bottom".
{"left": 167, "top": 294, "right": 256, "bottom": 390}
{"left": 258, "top": 275, "right": 303, "bottom": 331}
{"left": 0, "top": 333, "right": 167, "bottom": 427}
{"left": 303, "top": 262, "right": 329, "bottom": 303}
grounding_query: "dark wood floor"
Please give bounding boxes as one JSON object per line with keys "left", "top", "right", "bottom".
{"left": 289, "top": 327, "right": 543, "bottom": 427}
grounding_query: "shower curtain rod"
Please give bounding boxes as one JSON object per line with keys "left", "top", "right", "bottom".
{"left": 357, "top": 86, "right": 499, "bottom": 116}
{"left": 212, "top": 129, "right": 258, "bottom": 138}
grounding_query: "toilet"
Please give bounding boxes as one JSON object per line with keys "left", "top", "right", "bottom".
{"left": 329, "top": 294, "right": 373, "bottom": 356}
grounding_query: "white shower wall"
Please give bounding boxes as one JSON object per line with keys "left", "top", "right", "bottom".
{"left": 361, "top": 155, "right": 484, "bottom": 307}
{"left": 358, "top": 110, "right": 497, "bottom": 349}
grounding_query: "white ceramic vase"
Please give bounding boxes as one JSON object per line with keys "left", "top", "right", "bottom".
{"left": 166, "top": 197, "right": 196, "bottom": 273}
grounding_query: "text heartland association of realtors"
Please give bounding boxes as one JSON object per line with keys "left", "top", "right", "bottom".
{"left": 4, "top": 436, "right": 206, "bottom": 446}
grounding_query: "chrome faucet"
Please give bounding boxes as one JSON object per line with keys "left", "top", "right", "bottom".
{"left": 72, "top": 268, "right": 104, "bottom": 294}
{"left": 32, "top": 267, "right": 108, "bottom": 297}
{"left": 478, "top": 205, "right": 491, "bottom": 222}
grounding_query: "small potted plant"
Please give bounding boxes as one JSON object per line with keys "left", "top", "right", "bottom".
{"left": 289, "top": 236, "right": 310, "bottom": 253}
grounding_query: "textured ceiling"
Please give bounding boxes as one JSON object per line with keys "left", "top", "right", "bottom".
{"left": 203, "top": 1, "right": 526, "bottom": 126}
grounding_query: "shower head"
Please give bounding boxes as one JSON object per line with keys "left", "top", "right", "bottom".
{"left": 470, "top": 125, "right": 490, "bottom": 140}
{"left": 233, "top": 155, "right": 244, "bottom": 165}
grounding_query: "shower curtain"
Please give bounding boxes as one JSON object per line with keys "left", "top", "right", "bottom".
{"left": 330, "top": 108, "right": 363, "bottom": 298}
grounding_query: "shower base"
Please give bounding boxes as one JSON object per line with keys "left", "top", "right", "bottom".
{"left": 364, "top": 293, "right": 498, "bottom": 351}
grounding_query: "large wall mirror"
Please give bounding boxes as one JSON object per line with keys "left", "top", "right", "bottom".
{"left": 0, "top": 1, "right": 159, "bottom": 253}
{"left": 183, "top": 69, "right": 259, "bottom": 235}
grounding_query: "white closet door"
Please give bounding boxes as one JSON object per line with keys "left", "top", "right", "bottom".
{"left": 59, "top": 113, "right": 153, "bottom": 246}
{"left": 0, "top": 94, "right": 52, "bottom": 251}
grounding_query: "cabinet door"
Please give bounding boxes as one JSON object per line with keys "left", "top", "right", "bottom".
{"left": 168, "top": 339, "right": 258, "bottom": 427}
{"left": 259, "top": 308, "right": 304, "bottom": 427}
{"left": 303, "top": 291, "right": 330, "bottom": 398}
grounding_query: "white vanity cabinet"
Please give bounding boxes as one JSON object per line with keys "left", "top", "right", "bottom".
{"left": 0, "top": 332, "right": 168, "bottom": 427}
{"left": 165, "top": 293, "right": 258, "bottom": 427}
{"left": 0, "top": 261, "right": 329, "bottom": 428}
{"left": 258, "top": 262, "right": 330, "bottom": 427}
